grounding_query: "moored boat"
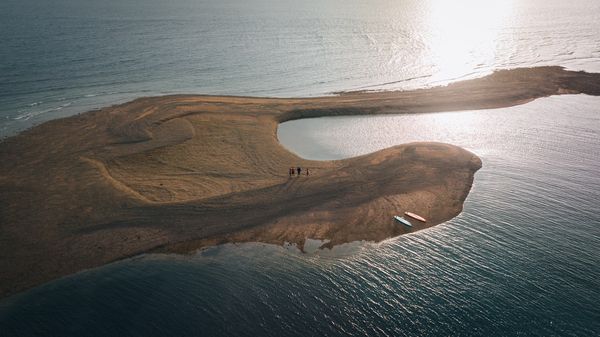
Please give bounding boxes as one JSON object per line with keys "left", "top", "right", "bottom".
{"left": 404, "top": 212, "right": 426, "bottom": 222}
{"left": 394, "top": 216, "right": 412, "bottom": 227}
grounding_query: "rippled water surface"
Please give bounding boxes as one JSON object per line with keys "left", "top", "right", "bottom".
{"left": 2, "top": 0, "right": 600, "bottom": 336}
{"left": 2, "top": 0, "right": 600, "bottom": 135}
{"left": 1, "top": 95, "right": 599, "bottom": 336}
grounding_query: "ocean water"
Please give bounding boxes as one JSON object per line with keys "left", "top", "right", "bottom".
{"left": 1, "top": 95, "right": 599, "bottom": 336}
{"left": 1, "top": 0, "right": 600, "bottom": 336}
{"left": 2, "top": 0, "right": 600, "bottom": 136}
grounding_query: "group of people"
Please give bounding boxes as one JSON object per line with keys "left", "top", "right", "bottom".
{"left": 289, "top": 166, "right": 309, "bottom": 177}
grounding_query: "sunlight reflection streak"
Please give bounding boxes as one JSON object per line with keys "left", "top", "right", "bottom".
{"left": 422, "top": 0, "right": 515, "bottom": 82}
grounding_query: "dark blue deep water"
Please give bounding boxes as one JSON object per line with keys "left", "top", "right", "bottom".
{"left": 1, "top": 0, "right": 600, "bottom": 336}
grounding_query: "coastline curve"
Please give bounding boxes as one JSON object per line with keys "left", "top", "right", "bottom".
{"left": 1, "top": 66, "right": 599, "bottom": 299}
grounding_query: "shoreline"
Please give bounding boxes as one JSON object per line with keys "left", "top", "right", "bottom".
{"left": 1, "top": 66, "right": 600, "bottom": 299}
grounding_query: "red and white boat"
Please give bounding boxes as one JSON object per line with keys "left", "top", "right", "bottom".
{"left": 404, "top": 212, "right": 427, "bottom": 222}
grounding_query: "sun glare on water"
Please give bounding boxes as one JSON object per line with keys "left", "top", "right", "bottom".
{"left": 423, "top": 0, "right": 515, "bottom": 82}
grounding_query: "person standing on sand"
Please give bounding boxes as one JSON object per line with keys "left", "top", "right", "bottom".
{"left": 297, "top": 167, "right": 301, "bottom": 176}
{"left": 306, "top": 168, "right": 309, "bottom": 176}
{"left": 289, "top": 167, "right": 293, "bottom": 177}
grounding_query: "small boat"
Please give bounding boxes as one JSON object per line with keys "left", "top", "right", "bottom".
{"left": 404, "top": 212, "right": 427, "bottom": 222}
{"left": 394, "top": 216, "right": 412, "bottom": 227}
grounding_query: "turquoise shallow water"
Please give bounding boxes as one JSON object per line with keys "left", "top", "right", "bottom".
{"left": 1, "top": 95, "right": 599, "bottom": 336}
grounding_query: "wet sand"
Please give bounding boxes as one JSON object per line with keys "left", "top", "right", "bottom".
{"left": 1, "top": 66, "right": 600, "bottom": 299}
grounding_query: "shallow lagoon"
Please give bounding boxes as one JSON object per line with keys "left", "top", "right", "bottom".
{"left": 1, "top": 95, "right": 599, "bottom": 336}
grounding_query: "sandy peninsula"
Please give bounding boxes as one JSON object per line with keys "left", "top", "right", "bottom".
{"left": 1, "top": 66, "right": 600, "bottom": 299}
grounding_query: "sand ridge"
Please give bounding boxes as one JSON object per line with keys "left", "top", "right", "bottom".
{"left": 1, "top": 66, "right": 600, "bottom": 299}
